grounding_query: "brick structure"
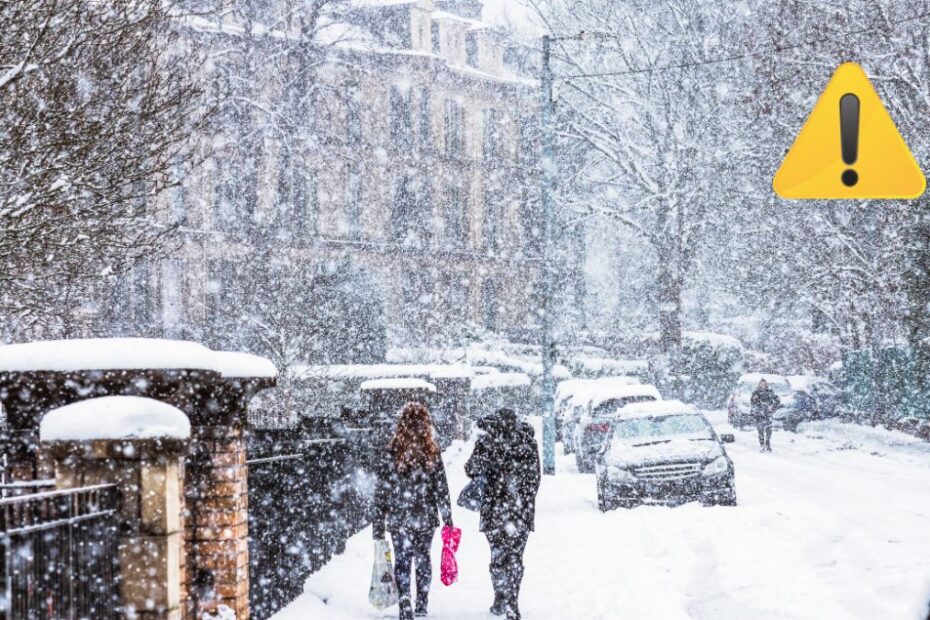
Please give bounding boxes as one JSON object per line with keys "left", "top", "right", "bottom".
{"left": 0, "top": 339, "right": 277, "bottom": 620}
{"left": 185, "top": 422, "right": 251, "bottom": 618}
{"left": 46, "top": 434, "right": 189, "bottom": 620}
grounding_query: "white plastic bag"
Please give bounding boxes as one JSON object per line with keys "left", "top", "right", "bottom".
{"left": 368, "top": 538, "right": 399, "bottom": 610}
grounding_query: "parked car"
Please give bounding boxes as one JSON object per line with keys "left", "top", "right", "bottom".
{"left": 572, "top": 383, "right": 661, "bottom": 473}
{"left": 728, "top": 373, "right": 794, "bottom": 429}
{"left": 596, "top": 401, "right": 736, "bottom": 510}
{"left": 779, "top": 375, "right": 840, "bottom": 432}
{"left": 560, "top": 376, "right": 640, "bottom": 455}
{"left": 554, "top": 379, "right": 595, "bottom": 442}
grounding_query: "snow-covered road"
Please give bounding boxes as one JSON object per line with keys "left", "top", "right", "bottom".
{"left": 272, "top": 413, "right": 930, "bottom": 620}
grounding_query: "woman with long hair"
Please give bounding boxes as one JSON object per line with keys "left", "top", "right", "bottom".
{"left": 373, "top": 401, "right": 453, "bottom": 620}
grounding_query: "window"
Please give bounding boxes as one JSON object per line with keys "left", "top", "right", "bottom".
{"left": 484, "top": 184, "right": 502, "bottom": 251}
{"left": 346, "top": 84, "right": 361, "bottom": 146}
{"left": 130, "top": 261, "right": 154, "bottom": 328}
{"left": 518, "top": 116, "right": 539, "bottom": 165}
{"left": 170, "top": 163, "right": 186, "bottom": 225}
{"left": 295, "top": 175, "right": 318, "bottom": 236}
{"left": 466, "top": 36, "right": 478, "bottom": 68}
{"left": 431, "top": 21, "right": 441, "bottom": 54}
{"left": 482, "top": 278, "right": 498, "bottom": 330}
{"left": 420, "top": 89, "right": 432, "bottom": 147}
{"left": 444, "top": 99, "right": 464, "bottom": 157}
{"left": 444, "top": 180, "right": 466, "bottom": 248}
{"left": 484, "top": 109, "right": 503, "bottom": 161}
{"left": 212, "top": 157, "right": 235, "bottom": 231}
{"left": 392, "top": 175, "right": 414, "bottom": 241}
{"left": 346, "top": 171, "right": 362, "bottom": 239}
{"left": 276, "top": 148, "right": 294, "bottom": 223}
{"left": 521, "top": 186, "right": 542, "bottom": 254}
{"left": 161, "top": 260, "right": 183, "bottom": 338}
{"left": 390, "top": 86, "right": 412, "bottom": 148}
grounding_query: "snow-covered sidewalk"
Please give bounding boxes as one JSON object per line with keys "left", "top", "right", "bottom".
{"left": 272, "top": 413, "right": 930, "bottom": 620}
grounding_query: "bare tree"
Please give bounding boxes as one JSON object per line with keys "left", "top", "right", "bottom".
{"left": 0, "top": 0, "right": 210, "bottom": 337}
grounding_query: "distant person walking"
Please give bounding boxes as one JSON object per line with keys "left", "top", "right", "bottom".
{"left": 465, "top": 408, "right": 541, "bottom": 620}
{"left": 373, "top": 402, "right": 453, "bottom": 620}
{"left": 751, "top": 379, "right": 781, "bottom": 452}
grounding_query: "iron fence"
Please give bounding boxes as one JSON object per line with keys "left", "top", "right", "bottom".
{"left": 247, "top": 423, "right": 374, "bottom": 620}
{"left": 0, "top": 484, "right": 120, "bottom": 620}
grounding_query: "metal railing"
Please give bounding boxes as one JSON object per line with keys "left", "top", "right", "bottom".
{"left": 0, "top": 484, "right": 120, "bottom": 620}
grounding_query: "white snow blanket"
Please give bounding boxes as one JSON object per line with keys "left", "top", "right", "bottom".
{"left": 272, "top": 412, "right": 930, "bottom": 620}
{"left": 40, "top": 396, "right": 190, "bottom": 441}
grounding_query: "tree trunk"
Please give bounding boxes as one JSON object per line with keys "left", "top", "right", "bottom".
{"left": 657, "top": 264, "right": 683, "bottom": 364}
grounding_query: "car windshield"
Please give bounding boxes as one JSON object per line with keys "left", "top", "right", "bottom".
{"left": 612, "top": 414, "right": 713, "bottom": 442}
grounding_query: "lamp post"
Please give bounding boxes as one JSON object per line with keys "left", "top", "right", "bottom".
{"left": 540, "top": 34, "right": 557, "bottom": 476}
{"left": 539, "top": 32, "right": 598, "bottom": 475}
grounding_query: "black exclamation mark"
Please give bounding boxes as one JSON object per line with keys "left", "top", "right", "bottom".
{"left": 840, "top": 93, "right": 860, "bottom": 187}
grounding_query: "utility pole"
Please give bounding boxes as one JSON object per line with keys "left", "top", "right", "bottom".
{"left": 539, "top": 34, "right": 557, "bottom": 475}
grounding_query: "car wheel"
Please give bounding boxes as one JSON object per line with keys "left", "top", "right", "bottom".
{"left": 575, "top": 451, "right": 594, "bottom": 474}
{"left": 597, "top": 479, "right": 614, "bottom": 512}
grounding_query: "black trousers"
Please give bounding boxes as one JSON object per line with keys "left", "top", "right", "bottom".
{"left": 487, "top": 528, "right": 530, "bottom": 610}
{"left": 756, "top": 420, "right": 772, "bottom": 450}
{"left": 391, "top": 528, "right": 434, "bottom": 605}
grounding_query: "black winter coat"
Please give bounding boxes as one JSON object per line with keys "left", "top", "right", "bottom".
{"left": 372, "top": 448, "right": 452, "bottom": 539}
{"left": 751, "top": 386, "right": 781, "bottom": 422}
{"left": 465, "top": 409, "right": 541, "bottom": 534}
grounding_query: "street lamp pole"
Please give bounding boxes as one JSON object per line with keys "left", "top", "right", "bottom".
{"left": 539, "top": 34, "right": 557, "bottom": 475}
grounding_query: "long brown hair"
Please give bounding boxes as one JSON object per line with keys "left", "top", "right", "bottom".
{"left": 389, "top": 401, "right": 440, "bottom": 473}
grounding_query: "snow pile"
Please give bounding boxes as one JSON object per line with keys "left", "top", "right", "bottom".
{"left": 359, "top": 378, "right": 436, "bottom": 392}
{"left": 40, "top": 396, "right": 191, "bottom": 441}
{"left": 0, "top": 338, "right": 215, "bottom": 373}
{"left": 571, "top": 356, "right": 648, "bottom": 376}
{"left": 295, "top": 364, "right": 475, "bottom": 380}
{"left": 0, "top": 338, "right": 277, "bottom": 379}
{"left": 213, "top": 351, "right": 278, "bottom": 379}
{"left": 470, "top": 372, "right": 531, "bottom": 391}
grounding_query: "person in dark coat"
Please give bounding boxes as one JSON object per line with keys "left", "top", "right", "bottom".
{"left": 464, "top": 408, "right": 541, "bottom": 620}
{"left": 751, "top": 379, "right": 781, "bottom": 452}
{"left": 372, "top": 402, "right": 453, "bottom": 620}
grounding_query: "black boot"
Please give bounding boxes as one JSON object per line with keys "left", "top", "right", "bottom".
{"left": 414, "top": 591, "right": 428, "bottom": 617}
{"left": 399, "top": 597, "right": 414, "bottom": 620}
{"left": 505, "top": 602, "right": 521, "bottom": 620}
{"left": 490, "top": 592, "right": 507, "bottom": 616}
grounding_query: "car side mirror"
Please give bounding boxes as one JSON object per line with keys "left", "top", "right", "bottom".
{"left": 720, "top": 433, "right": 735, "bottom": 443}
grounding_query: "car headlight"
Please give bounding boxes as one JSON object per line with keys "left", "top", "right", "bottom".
{"left": 607, "top": 465, "right": 636, "bottom": 484}
{"left": 702, "top": 456, "right": 730, "bottom": 478}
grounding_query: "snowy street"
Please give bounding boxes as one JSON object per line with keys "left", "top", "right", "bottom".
{"left": 273, "top": 413, "right": 930, "bottom": 620}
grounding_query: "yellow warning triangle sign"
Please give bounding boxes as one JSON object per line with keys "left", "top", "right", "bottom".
{"left": 773, "top": 62, "right": 925, "bottom": 199}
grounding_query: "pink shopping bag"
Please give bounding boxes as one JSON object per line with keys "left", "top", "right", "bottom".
{"left": 440, "top": 525, "right": 462, "bottom": 586}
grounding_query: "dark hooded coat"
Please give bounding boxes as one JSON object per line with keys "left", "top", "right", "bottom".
{"left": 465, "top": 409, "right": 541, "bottom": 533}
{"left": 751, "top": 385, "right": 781, "bottom": 423}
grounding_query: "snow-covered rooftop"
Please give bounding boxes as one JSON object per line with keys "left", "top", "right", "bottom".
{"left": 360, "top": 378, "right": 437, "bottom": 392}
{"left": 40, "top": 396, "right": 191, "bottom": 441}
{"left": 470, "top": 372, "right": 531, "bottom": 391}
{"left": 0, "top": 338, "right": 276, "bottom": 379}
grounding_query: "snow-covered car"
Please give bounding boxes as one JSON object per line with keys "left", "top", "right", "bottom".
{"left": 728, "top": 373, "right": 794, "bottom": 429}
{"left": 554, "top": 379, "right": 595, "bottom": 442}
{"left": 596, "top": 401, "right": 736, "bottom": 510}
{"left": 560, "top": 376, "right": 641, "bottom": 455}
{"left": 780, "top": 375, "right": 840, "bottom": 432}
{"left": 572, "top": 383, "right": 661, "bottom": 473}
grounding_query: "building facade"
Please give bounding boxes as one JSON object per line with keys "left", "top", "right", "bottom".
{"left": 105, "top": 0, "right": 553, "bottom": 356}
